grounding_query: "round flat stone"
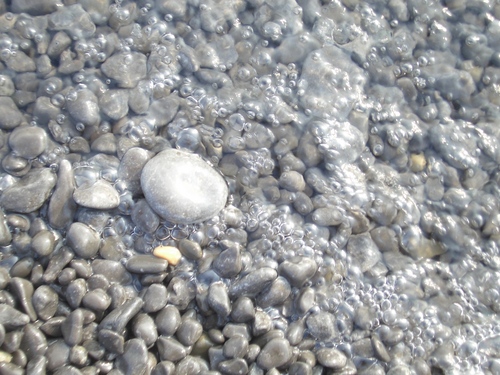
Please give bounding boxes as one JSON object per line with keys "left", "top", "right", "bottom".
{"left": 141, "top": 149, "right": 228, "bottom": 224}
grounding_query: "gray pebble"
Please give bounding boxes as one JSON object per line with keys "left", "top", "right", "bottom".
{"left": 176, "top": 318, "right": 203, "bottom": 346}
{"left": 279, "top": 171, "right": 306, "bottom": 192}
{"left": 82, "top": 339, "right": 105, "bottom": 361}
{"left": 26, "top": 355, "right": 47, "bottom": 375}
{"left": 126, "top": 255, "right": 168, "bottom": 274}
{"left": 231, "top": 297, "right": 255, "bottom": 323}
{"left": 90, "top": 133, "right": 117, "bottom": 155}
{"left": 311, "top": 207, "right": 344, "bottom": 227}
{"left": 208, "top": 282, "right": 231, "bottom": 319}
{"left": 257, "top": 338, "right": 292, "bottom": 370}
{"left": 98, "top": 297, "right": 144, "bottom": 333}
{"left": 0, "top": 362, "right": 24, "bottom": 375}
{"left": 46, "top": 340, "right": 71, "bottom": 371}
{"left": 141, "top": 149, "right": 228, "bottom": 224}
{"left": 70, "top": 259, "right": 92, "bottom": 279}
{"left": 20, "top": 324, "right": 47, "bottom": 360}
{"left": 97, "top": 329, "right": 124, "bottom": 355}
{"left": 10, "top": 256, "right": 34, "bottom": 278}
{"left": 69, "top": 345, "right": 88, "bottom": 367}
{"left": 155, "top": 305, "right": 181, "bottom": 336}
{"left": 9, "top": 126, "right": 47, "bottom": 159}
{"left": 0, "top": 75, "right": 15, "bottom": 97}
{"left": 10, "top": 277, "right": 36, "bottom": 321}
{"left": 147, "top": 96, "right": 179, "bottom": 127}
{"left": 142, "top": 283, "right": 168, "bottom": 313}
{"left": 228, "top": 267, "right": 277, "bottom": 299}
{"left": 278, "top": 257, "right": 317, "bottom": 288}
{"left": 288, "top": 361, "right": 312, "bottom": 375}
{"left": 102, "top": 52, "right": 147, "bottom": 88}
{"left": 3, "top": 330, "right": 23, "bottom": 353}
{"left": 117, "top": 147, "right": 153, "bottom": 196}
{"left": 115, "top": 339, "right": 149, "bottom": 375}
{"left": 213, "top": 243, "right": 242, "bottom": 278}
{"left": 132, "top": 314, "right": 158, "bottom": 347}
{"left": 41, "top": 316, "right": 65, "bottom": 337}
{"left": 0, "top": 168, "right": 56, "bottom": 213}
{"left": 31, "top": 230, "right": 56, "bottom": 257}
{"left": 256, "top": 276, "right": 291, "bottom": 308}
{"left": 32, "top": 285, "right": 58, "bottom": 321}
{"left": 157, "top": 336, "right": 187, "bottom": 362}
{"left": 252, "top": 311, "right": 273, "bottom": 337}
{"left": 176, "top": 356, "right": 209, "bottom": 375}
{"left": 68, "top": 137, "right": 90, "bottom": 154}
{"left": 62, "top": 309, "right": 84, "bottom": 346}
{"left": 92, "top": 260, "right": 130, "bottom": 285}
{"left": 0, "top": 210, "right": 12, "bottom": 247}
{"left": 351, "top": 338, "right": 375, "bottom": 358}
{"left": 87, "top": 274, "right": 109, "bottom": 291}
{"left": 66, "top": 89, "right": 100, "bottom": 127}
{"left": 316, "top": 348, "right": 347, "bottom": 370}
{"left": 48, "top": 4, "right": 96, "bottom": 40}
{"left": 73, "top": 180, "right": 120, "bottom": 210}
{"left": 0, "top": 97, "right": 23, "bottom": 130}
{"left": 82, "top": 289, "right": 111, "bottom": 312}
{"left": 100, "top": 89, "right": 129, "bottom": 120}
{"left": 286, "top": 320, "right": 305, "bottom": 346}
{"left": 66, "top": 223, "right": 100, "bottom": 259}
{"left": 178, "top": 239, "right": 203, "bottom": 260}
{"left": 47, "top": 31, "right": 72, "bottom": 58}
{"left": 131, "top": 199, "right": 160, "bottom": 234}
{"left": 43, "top": 246, "right": 74, "bottom": 284}
{"left": 65, "top": 278, "right": 87, "bottom": 310}
{"left": 152, "top": 361, "right": 176, "bottom": 375}
{"left": 346, "top": 233, "right": 381, "bottom": 273}
{"left": 294, "top": 287, "right": 315, "bottom": 316}
{"left": 371, "top": 335, "right": 391, "bottom": 362}
{"left": 48, "top": 160, "right": 77, "bottom": 230}
{"left": 2, "top": 152, "right": 31, "bottom": 177}
{"left": 306, "top": 312, "right": 339, "bottom": 341}
{"left": 293, "top": 192, "right": 314, "bottom": 216}
{"left": 218, "top": 358, "right": 248, "bottom": 375}
{"left": 167, "top": 277, "right": 195, "bottom": 309}
{"left": 223, "top": 335, "right": 249, "bottom": 359}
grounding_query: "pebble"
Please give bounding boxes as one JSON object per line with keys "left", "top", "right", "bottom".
{"left": 91, "top": 133, "right": 117, "bottom": 155}
{"left": 46, "top": 340, "right": 71, "bottom": 371}
{"left": 0, "top": 168, "right": 56, "bottom": 213}
{"left": 306, "top": 312, "right": 339, "bottom": 341}
{"left": 141, "top": 149, "right": 228, "bottom": 224}
{"left": 101, "top": 52, "right": 147, "bottom": 88}
{"left": 126, "top": 255, "right": 169, "bottom": 274}
{"left": 66, "top": 89, "right": 100, "bottom": 127}
{"left": 115, "top": 339, "right": 148, "bottom": 375}
{"left": 73, "top": 180, "right": 120, "bottom": 210}
{"left": 213, "top": 244, "right": 242, "bottom": 278}
{"left": 256, "top": 276, "right": 291, "bottom": 308}
{"left": 278, "top": 257, "right": 317, "bottom": 288}
{"left": 157, "top": 336, "right": 187, "bottom": 362}
{"left": 132, "top": 314, "right": 158, "bottom": 348}
{"left": 0, "top": 97, "right": 23, "bottom": 130}
{"left": 66, "top": 223, "right": 100, "bottom": 259}
{"left": 223, "top": 335, "right": 249, "bottom": 359}
{"left": 178, "top": 239, "right": 203, "bottom": 260}
{"left": 231, "top": 297, "right": 255, "bottom": 323}
{"left": 99, "top": 90, "right": 129, "bottom": 120}
{"left": 229, "top": 268, "right": 277, "bottom": 299}
{"left": 152, "top": 246, "right": 182, "bottom": 266}
{"left": 207, "top": 282, "right": 231, "bottom": 319}
{"left": 43, "top": 247, "right": 74, "bottom": 284}
{"left": 48, "top": 160, "right": 77, "bottom": 229}
{"left": 316, "top": 348, "right": 347, "bottom": 370}
{"left": 32, "top": 285, "right": 59, "bottom": 320}
{"left": 20, "top": 324, "right": 47, "bottom": 360}
{"left": 279, "top": 171, "right": 306, "bottom": 192}
{"left": 8, "top": 126, "right": 47, "bottom": 159}
{"left": 346, "top": 233, "right": 381, "bottom": 273}
{"left": 82, "top": 289, "right": 111, "bottom": 312}
{"left": 256, "top": 338, "right": 292, "bottom": 370}
{"left": 31, "top": 230, "right": 56, "bottom": 257}
{"left": 10, "top": 277, "right": 36, "bottom": 321}
{"left": 155, "top": 305, "right": 182, "bottom": 337}
{"left": 131, "top": 199, "right": 160, "bottom": 234}
{"left": 176, "top": 318, "right": 203, "bottom": 346}
{"left": 26, "top": 355, "right": 46, "bottom": 375}
{"left": 219, "top": 358, "right": 248, "bottom": 375}
{"left": 97, "top": 329, "right": 124, "bottom": 355}
{"left": 61, "top": 309, "right": 84, "bottom": 346}
{"left": 142, "top": 284, "right": 168, "bottom": 313}
{"left": 98, "top": 297, "right": 144, "bottom": 333}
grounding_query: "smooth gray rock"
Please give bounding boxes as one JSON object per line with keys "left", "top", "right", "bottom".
{"left": 66, "top": 89, "right": 100, "bottom": 127}
{"left": 9, "top": 126, "right": 47, "bottom": 159}
{"left": 0, "top": 97, "right": 23, "bottom": 130}
{"left": 66, "top": 222, "right": 100, "bottom": 259}
{"left": 141, "top": 149, "right": 228, "bottom": 224}
{"left": 256, "top": 338, "right": 292, "bottom": 370}
{"left": 48, "top": 160, "right": 77, "bottom": 229}
{"left": 73, "top": 180, "right": 120, "bottom": 210}
{"left": 101, "top": 52, "right": 147, "bottom": 88}
{"left": 0, "top": 168, "right": 56, "bottom": 213}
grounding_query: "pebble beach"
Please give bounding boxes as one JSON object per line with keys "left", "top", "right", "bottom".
{"left": 0, "top": 0, "right": 499, "bottom": 374}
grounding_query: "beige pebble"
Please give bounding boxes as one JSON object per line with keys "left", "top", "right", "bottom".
{"left": 410, "top": 153, "right": 426, "bottom": 173}
{"left": 0, "top": 351, "right": 12, "bottom": 362}
{"left": 153, "top": 246, "right": 182, "bottom": 266}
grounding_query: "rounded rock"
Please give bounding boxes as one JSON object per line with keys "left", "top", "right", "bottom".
{"left": 9, "top": 126, "right": 48, "bottom": 159}
{"left": 141, "top": 149, "right": 228, "bottom": 224}
{"left": 66, "top": 223, "right": 100, "bottom": 259}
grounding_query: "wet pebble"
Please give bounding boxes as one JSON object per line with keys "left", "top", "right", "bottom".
{"left": 10, "top": 277, "right": 36, "bottom": 321}
{"left": 48, "top": 160, "right": 77, "bottom": 230}
{"left": 126, "top": 255, "right": 168, "bottom": 274}
{"left": 46, "top": 340, "right": 71, "bottom": 371}
{"left": 256, "top": 338, "right": 292, "bottom": 370}
{"left": 157, "top": 336, "right": 187, "bottom": 362}
{"left": 117, "top": 147, "right": 153, "bottom": 196}
{"left": 99, "top": 90, "right": 129, "bottom": 120}
{"left": 306, "top": 312, "right": 339, "bottom": 341}
{"left": 0, "top": 301, "right": 29, "bottom": 330}
{"left": 0, "top": 168, "right": 56, "bottom": 213}
{"left": 98, "top": 297, "right": 144, "bottom": 333}
{"left": 218, "top": 358, "right": 248, "bottom": 375}
{"left": 213, "top": 244, "right": 242, "bottom": 278}
{"left": 223, "top": 335, "right": 249, "bottom": 359}
{"left": 73, "top": 180, "right": 120, "bottom": 210}
{"left": 279, "top": 171, "right": 306, "bottom": 192}
{"left": 229, "top": 267, "right": 277, "bottom": 299}
{"left": 231, "top": 297, "right": 255, "bottom": 323}
{"left": 97, "top": 329, "right": 124, "bottom": 355}
{"left": 101, "top": 52, "right": 147, "bottom": 88}
{"left": 0, "top": 97, "right": 23, "bottom": 130}
{"left": 256, "top": 276, "right": 291, "bottom": 308}
{"left": 65, "top": 279, "right": 87, "bottom": 310}
{"left": 142, "top": 284, "right": 168, "bottom": 313}
{"left": 176, "top": 318, "right": 203, "bottom": 346}
{"left": 61, "top": 309, "right": 84, "bottom": 346}
{"left": 132, "top": 314, "right": 158, "bottom": 348}
{"left": 115, "top": 339, "right": 149, "bottom": 375}
{"left": 141, "top": 149, "right": 228, "bottom": 224}
{"left": 82, "top": 289, "right": 111, "bottom": 312}
{"left": 66, "top": 223, "right": 100, "bottom": 259}
{"left": 208, "top": 282, "right": 231, "bottom": 319}
{"left": 279, "top": 257, "right": 317, "bottom": 288}
{"left": 155, "top": 305, "right": 181, "bottom": 337}
{"left": 316, "top": 348, "right": 347, "bottom": 370}
{"left": 31, "top": 230, "right": 56, "bottom": 257}
{"left": 66, "top": 89, "right": 100, "bottom": 127}
{"left": 131, "top": 199, "right": 160, "bottom": 234}
{"left": 346, "top": 233, "right": 381, "bottom": 273}
{"left": 178, "top": 239, "right": 203, "bottom": 260}
{"left": 9, "top": 126, "right": 47, "bottom": 159}
{"left": 20, "top": 324, "right": 47, "bottom": 360}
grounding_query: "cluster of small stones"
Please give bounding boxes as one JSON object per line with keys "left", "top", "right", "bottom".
{"left": 0, "top": 0, "right": 499, "bottom": 375}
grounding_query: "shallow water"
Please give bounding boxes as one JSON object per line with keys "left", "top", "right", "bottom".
{"left": 0, "top": 0, "right": 499, "bottom": 374}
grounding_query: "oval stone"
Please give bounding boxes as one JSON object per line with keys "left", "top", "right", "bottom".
{"left": 140, "top": 149, "right": 228, "bottom": 224}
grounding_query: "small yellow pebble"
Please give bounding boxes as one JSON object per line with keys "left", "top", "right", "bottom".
{"left": 410, "top": 153, "right": 426, "bottom": 173}
{"left": 153, "top": 245, "right": 182, "bottom": 266}
{"left": 0, "top": 351, "right": 12, "bottom": 363}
